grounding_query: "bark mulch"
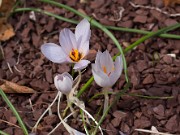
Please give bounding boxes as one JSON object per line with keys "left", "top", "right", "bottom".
{"left": 0, "top": 0, "right": 180, "bottom": 135}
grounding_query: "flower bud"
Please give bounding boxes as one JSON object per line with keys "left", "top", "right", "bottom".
{"left": 54, "top": 72, "right": 73, "bottom": 95}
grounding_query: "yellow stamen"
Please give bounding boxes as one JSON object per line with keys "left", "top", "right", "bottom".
{"left": 112, "top": 66, "right": 115, "bottom": 71}
{"left": 69, "top": 49, "right": 82, "bottom": 62}
{"left": 102, "top": 66, "right": 107, "bottom": 74}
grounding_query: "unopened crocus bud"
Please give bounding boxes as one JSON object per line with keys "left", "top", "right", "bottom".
{"left": 54, "top": 72, "right": 73, "bottom": 95}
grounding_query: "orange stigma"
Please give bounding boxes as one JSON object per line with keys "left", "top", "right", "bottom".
{"left": 102, "top": 66, "right": 107, "bottom": 74}
{"left": 69, "top": 49, "right": 82, "bottom": 62}
{"left": 102, "top": 65, "right": 115, "bottom": 76}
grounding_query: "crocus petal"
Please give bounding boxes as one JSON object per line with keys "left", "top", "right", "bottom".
{"left": 41, "top": 43, "right": 67, "bottom": 63}
{"left": 59, "top": 28, "right": 77, "bottom": 54}
{"left": 63, "top": 72, "right": 73, "bottom": 82}
{"left": 109, "top": 55, "right": 123, "bottom": 85}
{"left": 72, "top": 129, "right": 86, "bottom": 135}
{"left": 75, "top": 19, "right": 91, "bottom": 50}
{"left": 99, "top": 50, "right": 114, "bottom": 73}
{"left": 78, "top": 41, "right": 89, "bottom": 57}
{"left": 54, "top": 72, "right": 73, "bottom": 94}
{"left": 92, "top": 64, "right": 112, "bottom": 87}
{"left": 73, "top": 60, "right": 90, "bottom": 70}
{"left": 95, "top": 51, "right": 103, "bottom": 69}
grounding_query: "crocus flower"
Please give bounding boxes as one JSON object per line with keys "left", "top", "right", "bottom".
{"left": 54, "top": 72, "right": 73, "bottom": 95}
{"left": 41, "top": 18, "right": 91, "bottom": 70}
{"left": 92, "top": 50, "right": 123, "bottom": 88}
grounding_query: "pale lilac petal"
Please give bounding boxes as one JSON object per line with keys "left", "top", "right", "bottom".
{"left": 63, "top": 72, "right": 73, "bottom": 83}
{"left": 59, "top": 28, "right": 77, "bottom": 54}
{"left": 72, "top": 129, "right": 86, "bottom": 135}
{"left": 78, "top": 41, "right": 89, "bottom": 57}
{"left": 41, "top": 43, "right": 67, "bottom": 63}
{"left": 109, "top": 55, "right": 123, "bottom": 85}
{"left": 95, "top": 51, "right": 103, "bottom": 62}
{"left": 92, "top": 64, "right": 112, "bottom": 87}
{"left": 99, "top": 50, "right": 114, "bottom": 74}
{"left": 54, "top": 72, "right": 73, "bottom": 94}
{"left": 54, "top": 74, "right": 62, "bottom": 91}
{"left": 75, "top": 19, "right": 91, "bottom": 49}
{"left": 95, "top": 51, "right": 103, "bottom": 69}
{"left": 73, "top": 60, "right": 90, "bottom": 70}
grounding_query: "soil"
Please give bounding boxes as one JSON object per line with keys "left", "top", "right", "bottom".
{"left": 0, "top": 0, "right": 180, "bottom": 135}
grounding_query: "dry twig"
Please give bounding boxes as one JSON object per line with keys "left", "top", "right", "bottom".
{"left": 109, "top": 7, "right": 125, "bottom": 21}
{"left": 129, "top": 1, "right": 180, "bottom": 17}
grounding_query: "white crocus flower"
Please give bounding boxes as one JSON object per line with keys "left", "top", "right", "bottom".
{"left": 54, "top": 72, "right": 73, "bottom": 95}
{"left": 92, "top": 50, "right": 123, "bottom": 88}
{"left": 41, "top": 18, "right": 91, "bottom": 70}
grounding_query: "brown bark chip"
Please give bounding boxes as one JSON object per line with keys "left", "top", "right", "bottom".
{"left": 43, "top": 114, "right": 59, "bottom": 125}
{"left": 128, "top": 64, "right": 140, "bottom": 88}
{"left": 106, "top": 123, "right": 118, "bottom": 135}
{"left": 153, "top": 104, "right": 165, "bottom": 117}
{"left": 1, "top": 1, "right": 180, "bottom": 134}
{"left": 45, "top": 69, "right": 53, "bottom": 83}
{"left": 134, "top": 116, "right": 151, "bottom": 128}
{"left": 134, "top": 0, "right": 149, "bottom": 5}
{"left": 3, "top": 127, "right": 13, "bottom": 135}
{"left": 32, "top": 32, "right": 41, "bottom": 48}
{"left": 30, "top": 79, "right": 49, "bottom": 91}
{"left": 14, "top": 128, "right": 24, "bottom": 135}
{"left": 118, "top": 20, "right": 133, "bottom": 28}
{"left": 162, "top": 55, "right": 173, "bottom": 64}
{"left": 90, "top": 0, "right": 104, "bottom": 9}
{"left": 142, "top": 74, "right": 155, "bottom": 84}
{"left": 165, "top": 115, "right": 179, "bottom": 132}
{"left": 133, "top": 15, "right": 147, "bottom": 23}
{"left": 111, "top": 117, "right": 121, "bottom": 127}
{"left": 164, "top": 18, "right": 178, "bottom": 26}
{"left": 136, "top": 60, "right": 149, "bottom": 72}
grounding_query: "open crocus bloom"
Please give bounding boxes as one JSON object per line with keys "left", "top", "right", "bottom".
{"left": 41, "top": 19, "right": 91, "bottom": 70}
{"left": 92, "top": 50, "right": 123, "bottom": 88}
{"left": 54, "top": 72, "right": 73, "bottom": 95}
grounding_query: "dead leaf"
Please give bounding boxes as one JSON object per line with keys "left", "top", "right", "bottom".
{"left": 0, "top": 79, "right": 35, "bottom": 93}
{"left": 0, "top": 0, "right": 15, "bottom": 41}
{"left": 163, "top": 0, "right": 180, "bottom": 6}
{"left": 0, "top": 20, "right": 15, "bottom": 41}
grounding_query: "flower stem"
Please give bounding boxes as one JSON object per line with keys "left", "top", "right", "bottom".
{"left": 63, "top": 70, "right": 82, "bottom": 117}
{"left": 72, "top": 98, "right": 104, "bottom": 135}
{"left": 103, "top": 87, "right": 109, "bottom": 114}
{"left": 32, "top": 92, "right": 59, "bottom": 133}
{"left": 67, "top": 95, "right": 76, "bottom": 117}
{"left": 71, "top": 70, "right": 82, "bottom": 97}
{"left": 62, "top": 105, "right": 69, "bottom": 118}
{"left": 56, "top": 92, "right": 74, "bottom": 134}
{"left": 48, "top": 112, "right": 75, "bottom": 135}
{"left": 71, "top": 63, "right": 75, "bottom": 78}
{"left": 93, "top": 82, "right": 130, "bottom": 135}
{"left": 77, "top": 76, "right": 94, "bottom": 98}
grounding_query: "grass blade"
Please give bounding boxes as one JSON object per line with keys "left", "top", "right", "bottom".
{"left": 0, "top": 88, "right": 29, "bottom": 135}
